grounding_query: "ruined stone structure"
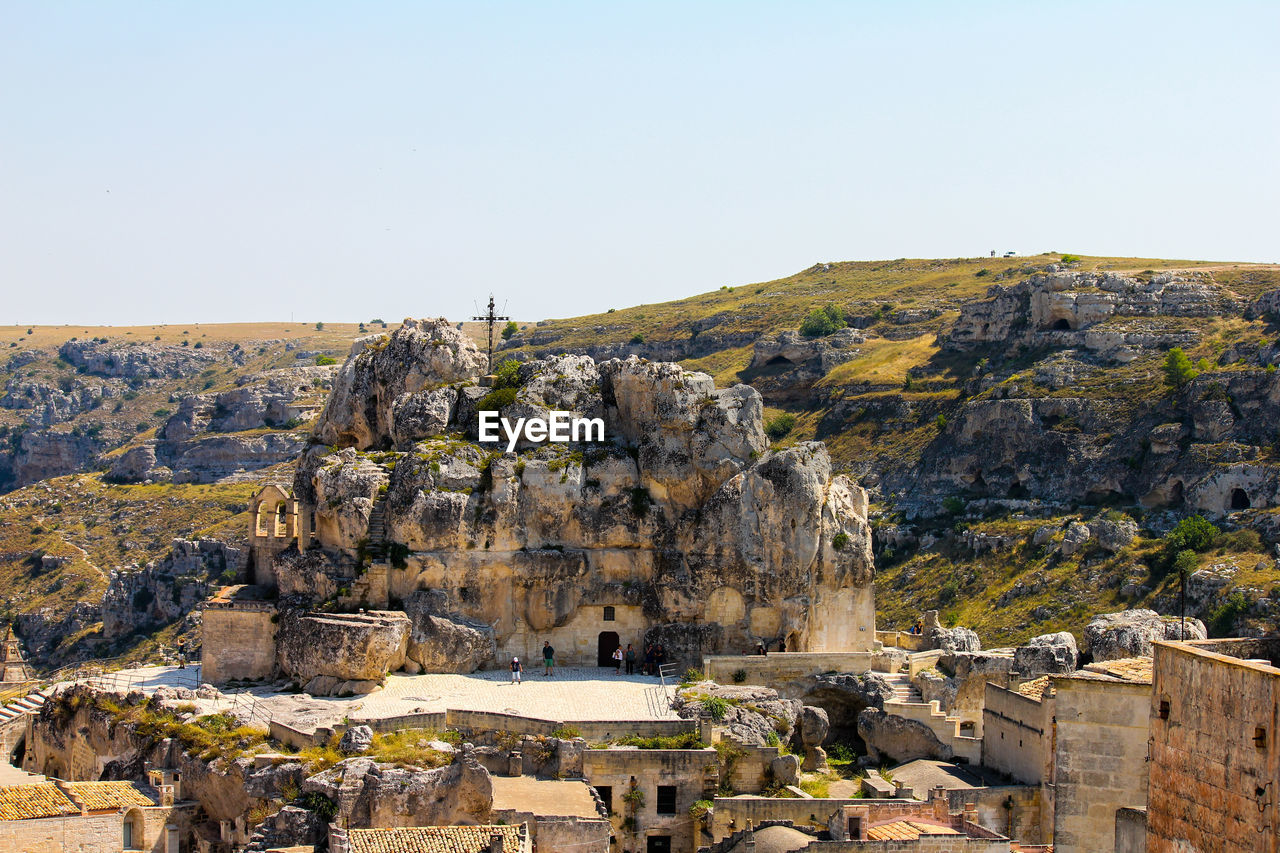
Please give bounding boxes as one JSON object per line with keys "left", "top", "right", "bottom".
{"left": 1147, "top": 638, "right": 1280, "bottom": 852}
{"left": 203, "top": 318, "right": 877, "bottom": 689}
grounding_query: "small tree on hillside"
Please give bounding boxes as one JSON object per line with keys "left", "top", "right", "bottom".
{"left": 799, "top": 304, "right": 846, "bottom": 338}
{"left": 1163, "top": 347, "right": 1198, "bottom": 389}
{"left": 501, "top": 320, "right": 518, "bottom": 340}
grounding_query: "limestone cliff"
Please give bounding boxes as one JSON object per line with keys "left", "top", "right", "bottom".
{"left": 279, "top": 318, "right": 875, "bottom": 669}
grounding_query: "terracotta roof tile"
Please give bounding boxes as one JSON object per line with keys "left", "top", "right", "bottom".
{"left": 1016, "top": 675, "right": 1054, "bottom": 701}
{"left": 347, "top": 825, "right": 523, "bottom": 853}
{"left": 1081, "top": 657, "right": 1153, "bottom": 684}
{"left": 0, "top": 783, "right": 80, "bottom": 821}
{"left": 866, "top": 820, "right": 960, "bottom": 841}
{"left": 59, "top": 781, "right": 156, "bottom": 812}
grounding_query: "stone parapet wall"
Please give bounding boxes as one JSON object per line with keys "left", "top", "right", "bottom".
{"left": 702, "top": 652, "right": 882, "bottom": 685}
{"left": 981, "top": 683, "right": 1051, "bottom": 785}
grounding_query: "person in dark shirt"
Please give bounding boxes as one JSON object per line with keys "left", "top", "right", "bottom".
{"left": 624, "top": 644, "right": 636, "bottom": 675}
{"left": 510, "top": 656, "right": 522, "bottom": 684}
{"left": 542, "top": 641, "right": 555, "bottom": 676}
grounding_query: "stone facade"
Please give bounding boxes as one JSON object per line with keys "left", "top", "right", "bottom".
{"left": 1050, "top": 663, "right": 1151, "bottom": 853}
{"left": 980, "top": 681, "right": 1052, "bottom": 787}
{"left": 198, "top": 589, "right": 277, "bottom": 683}
{"left": 1147, "top": 638, "right": 1280, "bottom": 852}
{"left": 0, "top": 626, "right": 33, "bottom": 684}
{"left": 582, "top": 746, "right": 719, "bottom": 852}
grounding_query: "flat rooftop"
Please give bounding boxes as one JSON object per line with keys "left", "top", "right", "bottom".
{"left": 491, "top": 776, "right": 601, "bottom": 818}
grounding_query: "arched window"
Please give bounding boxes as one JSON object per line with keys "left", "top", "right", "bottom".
{"left": 275, "top": 502, "right": 289, "bottom": 536}
{"left": 255, "top": 502, "right": 273, "bottom": 536}
{"left": 123, "top": 808, "right": 144, "bottom": 850}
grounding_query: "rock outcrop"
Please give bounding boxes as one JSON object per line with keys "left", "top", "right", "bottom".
{"left": 1084, "top": 609, "right": 1206, "bottom": 661}
{"left": 282, "top": 318, "right": 876, "bottom": 667}
{"left": 1013, "top": 631, "right": 1079, "bottom": 676}
{"left": 674, "top": 682, "right": 800, "bottom": 747}
{"left": 102, "top": 538, "right": 248, "bottom": 639}
{"left": 276, "top": 611, "right": 409, "bottom": 693}
{"left": 302, "top": 755, "right": 493, "bottom": 828}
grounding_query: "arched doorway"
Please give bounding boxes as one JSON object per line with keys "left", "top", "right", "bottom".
{"left": 597, "top": 631, "right": 620, "bottom": 667}
{"left": 123, "top": 808, "right": 144, "bottom": 850}
{"left": 1230, "top": 488, "right": 1251, "bottom": 510}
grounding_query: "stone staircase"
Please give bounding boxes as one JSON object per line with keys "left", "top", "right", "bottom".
{"left": 364, "top": 496, "right": 389, "bottom": 561}
{"left": 879, "top": 674, "right": 981, "bottom": 764}
{"left": 0, "top": 687, "right": 50, "bottom": 726}
{"left": 881, "top": 672, "right": 924, "bottom": 703}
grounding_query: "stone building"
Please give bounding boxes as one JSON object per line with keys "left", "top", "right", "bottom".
{"left": 1049, "top": 658, "right": 1152, "bottom": 853}
{"left": 1147, "top": 637, "right": 1280, "bottom": 852}
{"left": 339, "top": 823, "right": 533, "bottom": 853}
{"left": 203, "top": 319, "right": 878, "bottom": 690}
{"left": 0, "top": 778, "right": 183, "bottom": 853}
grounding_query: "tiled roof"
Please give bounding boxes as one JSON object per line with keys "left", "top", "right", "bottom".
{"left": 347, "top": 826, "right": 523, "bottom": 853}
{"left": 866, "top": 820, "right": 961, "bottom": 841}
{"left": 1016, "top": 675, "right": 1054, "bottom": 701}
{"left": 60, "top": 781, "right": 156, "bottom": 812}
{"left": 0, "top": 783, "right": 80, "bottom": 821}
{"left": 1081, "top": 656, "right": 1153, "bottom": 684}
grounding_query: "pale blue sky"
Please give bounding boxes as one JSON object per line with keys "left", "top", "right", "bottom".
{"left": 2, "top": 2, "right": 1277, "bottom": 325}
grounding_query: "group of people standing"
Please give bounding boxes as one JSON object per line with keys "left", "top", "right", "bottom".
{"left": 509, "top": 641, "right": 669, "bottom": 683}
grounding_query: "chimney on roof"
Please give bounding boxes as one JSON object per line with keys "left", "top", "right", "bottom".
{"left": 490, "top": 831, "right": 505, "bottom": 853}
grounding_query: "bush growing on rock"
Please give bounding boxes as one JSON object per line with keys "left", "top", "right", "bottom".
{"left": 799, "top": 304, "right": 846, "bottom": 338}
{"left": 1162, "top": 347, "right": 1198, "bottom": 389}
{"left": 765, "top": 412, "right": 796, "bottom": 440}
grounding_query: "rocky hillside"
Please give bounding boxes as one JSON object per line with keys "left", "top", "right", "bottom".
{"left": 4, "top": 255, "right": 1279, "bottom": 666}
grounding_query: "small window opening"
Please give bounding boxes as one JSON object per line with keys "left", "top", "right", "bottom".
{"left": 603, "top": 606, "right": 615, "bottom": 622}
{"left": 656, "top": 785, "right": 677, "bottom": 815}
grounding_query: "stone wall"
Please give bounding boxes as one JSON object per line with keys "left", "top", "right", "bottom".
{"left": 0, "top": 812, "right": 121, "bottom": 853}
{"left": 702, "top": 652, "right": 883, "bottom": 685}
{"left": 949, "top": 785, "right": 1046, "bottom": 848}
{"left": 1147, "top": 638, "right": 1280, "bottom": 852}
{"left": 1050, "top": 673, "right": 1151, "bottom": 853}
{"left": 1113, "top": 806, "right": 1146, "bottom": 853}
{"left": 199, "top": 602, "right": 277, "bottom": 682}
{"left": 582, "top": 747, "right": 718, "bottom": 852}
{"left": 981, "top": 683, "right": 1051, "bottom": 786}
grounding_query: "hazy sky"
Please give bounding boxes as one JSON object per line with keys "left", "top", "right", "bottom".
{"left": 2, "top": 2, "right": 1277, "bottom": 325}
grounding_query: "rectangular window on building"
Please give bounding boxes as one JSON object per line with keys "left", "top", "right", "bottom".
{"left": 596, "top": 785, "right": 612, "bottom": 815}
{"left": 603, "top": 606, "right": 616, "bottom": 621}
{"left": 656, "top": 785, "right": 677, "bottom": 815}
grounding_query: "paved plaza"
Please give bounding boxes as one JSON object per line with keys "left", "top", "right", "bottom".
{"left": 65, "top": 665, "right": 680, "bottom": 733}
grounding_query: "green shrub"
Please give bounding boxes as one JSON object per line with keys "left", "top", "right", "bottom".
{"left": 681, "top": 668, "right": 704, "bottom": 685}
{"left": 501, "top": 320, "right": 518, "bottom": 340}
{"left": 478, "top": 386, "right": 518, "bottom": 412}
{"left": 315, "top": 354, "right": 337, "bottom": 366}
{"left": 612, "top": 731, "right": 705, "bottom": 749}
{"left": 493, "top": 358, "right": 521, "bottom": 389}
{"left": 942, "top": 496, "right": 965, "bottom": 515}
{"left": 731, "top": 668, "right": 748, "bottom": 684}
{"left": 935, "top": 414, "right": 947, "bottom": 429}
{"left": 1059, "top": 254, "right": 1081, "bottom": 264}
{"left": 704, "top": 697, "right": 729, "bottom": 721}
{"left": 689, "top": 799, "right": 713, "bottom": 818}
{"left": 1165, "top": 515, "right": 1218, "bottom": 553}
{"left": 630, "top": 333, "right": 645, "bottom": 344}
{"left": 765, "top": 412, "right": 796, "bottom": 440}
{"left": 315, "top": 322, "right": 324, "bottom": 330}
{"left": 1210, "top": 590, "right": 1251, "bottom": 636}
{"left": 799, "top": 304, "right": 846, "bottom": 338}
{"left": 832, "top": 532, "right": 849, "bottom": 551}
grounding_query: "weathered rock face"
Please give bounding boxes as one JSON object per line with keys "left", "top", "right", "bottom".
{"left": 289, "top": 325, "right": 876, "bottom": 666}
{"left": 244, "top": 805, "right": 326, "bottom": 852}
{"left": 924, "top": 611, "right": 980, "bottom": 653}
{"left": 303, "top": 755, "right": 493, "bottom": 828}
{"left": 1013, "top": 631, "right": 1079, "bottom": 676}
{"left": 798, "top": 672, "right": 897, "bottom": 746}
{"left": 58, "top": 339, "right": 226, "bottom": 379}
{"left": 857, "top": 708, "right": 953, "bottom": 764}
{"left": 11, "top": 429, "right": 105, "bottom": 487}
{"left": 102, "top": 538, "right": 248, "bottom": 639}
{"left": 673, "top": 682, "right": 800, "bottom": 747}
{"left": 315, "top": 318, "right": 487, "bottom": 449}
{"left": 276, "top": 611, "right": 409, "bottom": 689}
{"left": 748, "top": 328, "right": 866, "bottom": 386}
{"left": 947, "top": 271, "right": 1241, "bottom": 354}
{"left": 1083, "top": 609, "right": 1206, "bottom": 661}
{"left": 161, "top": 367, "right": 332, "bottom": 441}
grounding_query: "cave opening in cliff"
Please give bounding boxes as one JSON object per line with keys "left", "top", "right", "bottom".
{"left": 1007, "top": 480, "right": 1028, "bottom": 499}
{"left": 766, "top": 355, "right": 793, "bottom": 366}
{"left": 1051, "top": 318, "right": 1073, "bottom": 331}
{"left": 1170, "top": 480, "right": 1185, "bottom": 506}
{"left": 1231, "top": 488, "right": 1251, "bottom": 510}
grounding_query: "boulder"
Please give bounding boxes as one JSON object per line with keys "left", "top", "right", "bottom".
{"left": 339, "top": 726, "right": 375, "bottom": 754}
{"left": 1089, "top": 518, "right": 1138, "bottom": 553}
{"left": 800, "top": 705, "right": 830, "bottom": 771}
{"left": 1083, "top": 609, "right": 1207, "bottom": 661}
{"left": 1013, "top": 632, "right": 1079, "bottom": 675}
{"left": 1059, "top": 522, "right": 1092, "bottom": 556}
{"left": 856, "top": 708, "right": 953, "bottom": 764}
{"left": 277, "top": 611, "right": 409, "bottom": 688}
{"left": 771, "top": 754, "right": 801, "bottom": 787}
{"left": 923, "top": 611, "right": 981, "bottom": 653}
{"left": 244, "top": 805, "right": 327, "bottom": 852}
{"left": 402, "top": 592, "right": 496, "bottom": 674}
